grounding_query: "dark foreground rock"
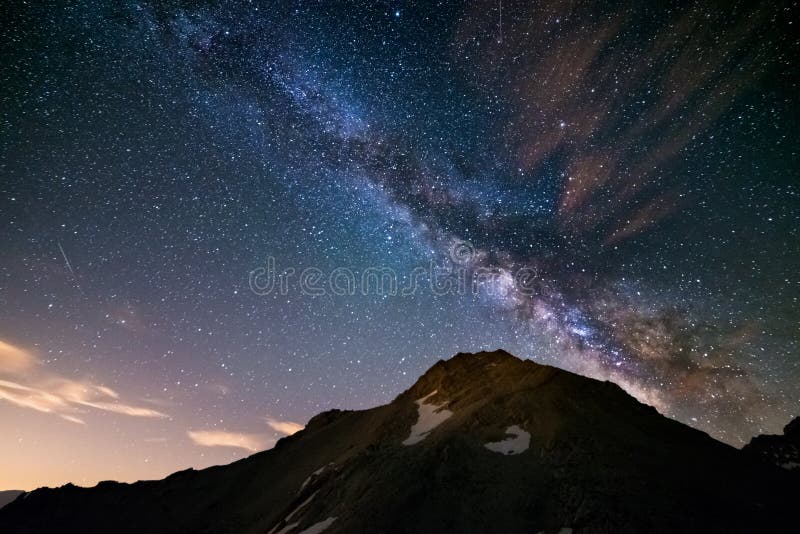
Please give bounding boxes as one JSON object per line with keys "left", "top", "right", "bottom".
{"left": 743, "top": 416, "right": 800, "bottom": 473}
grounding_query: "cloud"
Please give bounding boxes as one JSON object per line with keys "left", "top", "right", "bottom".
{"left": 0, "top": 339, "right": 168, "bottom": 423}
{"left": 188, "top": 418, "right": 303, "bottom": 453}
{"left": 267, "top": 418, "right": 304, "bottom": 436}
{"left": 453, "top": 0, "right": 777, "bottom": 247}
{"left": 60, "top": 414, "right": 87, "bottom": 425}
{"left": 0, "top": 379, "right": 68, "bottom": 413}
{"left": 0, "top": 339, "right": 36, "bottom": 373}
{"left": 187, "top": 430, "right": 267, "bottom": 452}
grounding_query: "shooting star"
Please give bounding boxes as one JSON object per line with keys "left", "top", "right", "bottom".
{"left": 58, "top": 241, "right": 83, "bottom": 294}
{"left": 498, "top": 0, "right": 502, "bottom": 45}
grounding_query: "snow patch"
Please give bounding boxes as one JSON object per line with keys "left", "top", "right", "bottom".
{"left": 402, "top": 390, "right": 453, "bottom": 446}
{"left": 558, "top": 529, "right": 573, "bottom": 534}
{"left": 484, "top": 425, "right": 530, "bottom": 455}
{"left": 298, "top": 517, "right": 337, "bottom": 534}
{"left": 267, "top": 491, "right": 318, "bottom": 534}
{"left": 286, "top": 492, "right": 317, "bottom": 522}
{"left": 781, "top": 461, "right": 799, "bottom": 470}
{"left": 300, "top": 463, "right": 332, "bottom": 491}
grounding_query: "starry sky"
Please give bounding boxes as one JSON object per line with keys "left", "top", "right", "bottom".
{"left": 1, "top": 0, "right": 799, "bottom": 490}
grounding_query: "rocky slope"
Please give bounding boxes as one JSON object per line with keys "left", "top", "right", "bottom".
{"left": 0, "top": 491, "right": 24, "bottom": 510}
{"left": 743, "top": 416, "right": 800, "bottom": 472}
{"left": 0, "top": 350, "right": 794, "bottom": 533}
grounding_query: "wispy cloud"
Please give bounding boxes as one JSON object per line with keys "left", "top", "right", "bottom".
{"left": 267, "top": 418, "right": 304, "bottom": 436}
{"left": 187, "top": 430, "right": 267, "bottom": 452}
{"left": 0, "top": 339, "right": 37, "bottom": 373}
{"left": 188, "top": 418, "right": 303, "bottom": 453}
{"left": 453, "top": 0, "right": 777, "bottom": 246}
{"left": 0, "top": 338, "right": 168, "bottom": 423}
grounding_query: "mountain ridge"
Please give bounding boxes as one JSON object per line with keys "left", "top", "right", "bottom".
{"left": 743, "top": 415, "right": 800, "bottom": 472}
{"left": 0, "top": 491, "right": 24, "bottom": 511}
{"left": 0, "top": 350, "right": 795, "bottom": 533}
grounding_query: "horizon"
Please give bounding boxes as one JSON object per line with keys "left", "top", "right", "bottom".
{"left": 0, "top": 349, "right": 794, "bottom": 492}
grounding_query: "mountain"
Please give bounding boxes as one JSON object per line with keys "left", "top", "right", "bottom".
{"left": 0, "top": 350, "right": 794, "bottom": 533}
{"left": 743, "top": 416, "right": 800, "bottom": 472}
{"left": 0, "top": 491, "right": 24, "bottom": 510}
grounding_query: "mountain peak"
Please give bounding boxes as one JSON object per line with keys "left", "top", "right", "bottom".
{"left": 450, "top": 348, "right": 520, "bottom": 362}
{"left": 405, "top": 349, "right": 552, "bottom": 399}
{"left": 430, "top": 349, "right": 526, "bottom": 373}
{"left": 400, "top": 350, "right": 634, "bottom": 426}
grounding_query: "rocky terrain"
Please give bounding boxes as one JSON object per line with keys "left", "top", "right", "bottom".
{"left": 0, "top": 491, "right": 23, "bottom": 510}
{"left": 743, "top": 416, "right": 800, "bottom": 472}
{"left": 0, "top": 350, "right": 795, "bottom": 533}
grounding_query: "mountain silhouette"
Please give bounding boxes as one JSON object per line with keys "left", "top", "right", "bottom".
{"left": 0, "top": 350, "right": 794, "bottom": 533}
{"left": 743, "top": 416, "right": 800, "bottom": 473}
{"left": 0, "top": 491, "right": 23, "bottom": 511}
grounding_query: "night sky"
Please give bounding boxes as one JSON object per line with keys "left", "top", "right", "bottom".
{"left": 1, "top": 0, "right": 799, "bottom": 490}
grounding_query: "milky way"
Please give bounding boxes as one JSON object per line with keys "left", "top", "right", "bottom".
{"left": 1, "top": 1, "right": 798, "bottom": 489}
